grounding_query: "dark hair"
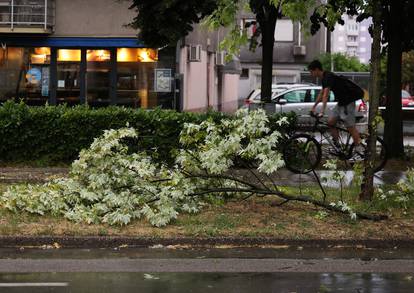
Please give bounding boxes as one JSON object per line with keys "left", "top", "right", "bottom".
{"left": 308, "top": 60, "right": 323, "bottom": 71}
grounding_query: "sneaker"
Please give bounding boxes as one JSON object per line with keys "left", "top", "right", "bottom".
{"left": 349, "top": 144, "right": 365, "bottom": 162}
{"left": 328, "top": 140, "right": 343, "bottom": 155}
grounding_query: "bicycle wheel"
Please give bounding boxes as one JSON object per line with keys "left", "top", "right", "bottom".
{"left": 349, "top": 136, "right": 387, "bottom": 173}
{"left": 319, "top": 128, "right": 353, "bottom": 161}
{"left": 283, "top": 134, "right": 322, "bottom": 174}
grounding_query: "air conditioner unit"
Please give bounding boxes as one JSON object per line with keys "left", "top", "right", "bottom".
{"left": 188, "top": 45, "right": 202, "bottom": 62}
{"left": 215, "top": 51, "right": 226, "bottom": 66}
{"left": 293, "top": 45, "right": 306, "bottom": 56}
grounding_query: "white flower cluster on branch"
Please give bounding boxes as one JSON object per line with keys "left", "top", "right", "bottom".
{"left": 1, "top": 109, "right": 288, "bottom": 226}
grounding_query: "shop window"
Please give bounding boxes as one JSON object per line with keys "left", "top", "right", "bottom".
{"left": 116, "top": 48, "right": 159, "bottom": 108}
{"left": 0, "top": 47, "right": 50, "bottom": 105}
{"left": 58, "top": 49, "right": 81, "bottom": 62}
{"left": 86, "top": 49, "right": 111, "bottom": 106}
{"left": 117, "top": 48, "right": 158, "bottom": 63}
{"left": 87, "top": 49, "right": 110, "bottom": 62}
{"left": 57, "top": 49, "right": 81, "bottom": 105}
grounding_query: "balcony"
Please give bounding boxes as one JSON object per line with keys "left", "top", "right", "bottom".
{"left": 0, "top": 0, "right": 55, "bottom": 34}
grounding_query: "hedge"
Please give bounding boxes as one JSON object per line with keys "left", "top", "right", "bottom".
{"left": 0, "top": 101, "right": 296, "bottom": 164}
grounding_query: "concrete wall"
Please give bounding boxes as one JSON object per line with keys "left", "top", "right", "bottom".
{"left": 54, "top": 0, "right": 136, "bottom": 37}
{"left": 221, "top": 74, "right": 239, "bottom": 112}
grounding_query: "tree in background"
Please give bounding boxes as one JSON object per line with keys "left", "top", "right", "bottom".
{"left": 129, "top": 0, "right": 317, "bottom": 104}
{"left": 318, "top": 53, "right": 370, "bottom": 72}
{"left": 402, "top": 51, "right": 414, "bottom": 93}
{"left": 128, "top": 0, "right": 217, "bottom": 48}
{"left": 311, "top": 0, "right": 414, "bottom": 159}
{"left": 310, "top": 0, "right": 384, "bottom": 201}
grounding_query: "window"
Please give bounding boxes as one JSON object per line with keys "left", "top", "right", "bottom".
{"left": 347, "top": 36, "right": 357, "bottom": 42}
{"left": 313, "top": 89, "right": 335, "bottom": 102}
{"left": 57, "top": 49, "right": 81, "bottom": 105}
{"left": 282, "top": 90, "right": 307, "bottom": 103}
{"left": 240, "top": 68, "right": 249, "bottom": 79}
{"left": 275, "top": 19, "right": 293, "bottom": 42}
{"left": 243, "top": 19, "right": 257, "bottom": 38}
{"left": 0, "top": 47, "right": 51, "bottom": 105}
{"left": 117, "top": 48, "right": 158, "bottom": 108}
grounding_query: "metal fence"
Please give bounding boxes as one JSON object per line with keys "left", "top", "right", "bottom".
{"left": 0, "top": 0, "right": 54, "bottom": 30}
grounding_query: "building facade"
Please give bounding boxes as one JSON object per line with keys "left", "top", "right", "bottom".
{"left": 177, "top": 24, "right": 241, "bottom": 112}
{"left": 237, "top": 13, "right": 327, "bottom": 101}
{"left": 331, "top": 15, "right": 372, "bottom": 64}
{"left": 0, "top": 0, "right": 177, "bottom": 108}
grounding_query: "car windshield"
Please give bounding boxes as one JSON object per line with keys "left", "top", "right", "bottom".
{"left": 402, "top": 90, "right": 411, "bottom": 98}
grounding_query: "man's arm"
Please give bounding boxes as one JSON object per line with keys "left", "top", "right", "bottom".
{"left": 319, "top": 87, "right": 330, "bottom": 115}
{"left": 311, "top": 88, "right": 330, "bottom": 115}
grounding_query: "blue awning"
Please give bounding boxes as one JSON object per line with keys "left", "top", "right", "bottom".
{"left": 0, "top": 37, "right": 146, "bottom": 48}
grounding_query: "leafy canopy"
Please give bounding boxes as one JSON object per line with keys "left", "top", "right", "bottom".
{"left": 129, "top": 0, "right": 218, "bottom": 47}
{"left": 129, "top": 0, "right": 317, "bottom": 53}
{"left": 318, "top": 53, "right": 370, "bottom": 72}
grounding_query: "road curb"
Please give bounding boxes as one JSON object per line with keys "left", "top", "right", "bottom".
{"left": 1, "top": 236, "right": 414, "bottom": 249}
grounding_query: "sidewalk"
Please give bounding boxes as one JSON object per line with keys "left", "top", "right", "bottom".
{"left": 0, "top": 166, "right": 406, "bottom": 186}
{"left": 0, "top": 167, "right": 68, "bottom": 183}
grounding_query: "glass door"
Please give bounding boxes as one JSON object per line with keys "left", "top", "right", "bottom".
{"left": 86, "top": 49, "right": 111, "bottom": 107}
{"left": 56, "top": 49, "right": 81, "bottom": 105}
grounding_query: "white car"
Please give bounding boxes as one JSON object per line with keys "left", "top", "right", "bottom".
{"left": 248, "top": 85, "right": 368, "bottom": 123}
{"left": 244, "top": 83, "right": 315, "bottom": 106}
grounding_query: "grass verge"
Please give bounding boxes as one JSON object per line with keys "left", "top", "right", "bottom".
{"left": 0, "top": 183, "right": 413, "bottom": 240}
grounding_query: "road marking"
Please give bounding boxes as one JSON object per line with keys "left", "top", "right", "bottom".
{"left": 0, "top": 282, "right": 68, "bottom": 287}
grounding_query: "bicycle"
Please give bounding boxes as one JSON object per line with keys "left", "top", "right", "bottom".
{"left": 283, "top": 112, "right": 388, "bottom": 174}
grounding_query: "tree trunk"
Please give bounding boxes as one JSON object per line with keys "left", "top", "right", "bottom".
{"left": 257, "top": 3, "right": 278, "bottom": 103}
{"left": 384, "top": 0, "right": 404, "bottom": 158}
{"left": 359, "top": 0, "right": 382, "bottom": 201}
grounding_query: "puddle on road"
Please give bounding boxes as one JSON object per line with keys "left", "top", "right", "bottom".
{"left": 0, "top": 272, "right": 413, "bottom": 293}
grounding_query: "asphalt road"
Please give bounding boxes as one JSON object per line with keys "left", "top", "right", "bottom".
{"left": 1, "top": 258, "right": 414, "bottom": 273}
{"left": 0, "top": 248, "right": 413, "bottom": 292}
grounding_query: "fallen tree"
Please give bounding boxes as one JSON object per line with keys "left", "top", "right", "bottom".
{"left": 0, "top": 109, "right": 387, "bottom": 226}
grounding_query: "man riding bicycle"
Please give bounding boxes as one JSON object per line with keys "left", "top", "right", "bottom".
{"left": 308, "top": 60, "right": 364, "bottom": 150}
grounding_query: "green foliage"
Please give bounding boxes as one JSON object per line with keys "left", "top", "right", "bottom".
{"left": 129, "top": 0, "right": 218, "bottom": 47}
{"left": 1, "top": 109, "right": 294, "bottom": 226}
{"left": 373, "top": 168, "right": 414, "bottom": 213}
{"left": 402, "top": 51, "right": 414, "bottom": 86}
{"left": 318, "top": 53, "right": 370, "bottom": 72}
{"left": 0, "top": 101, "right": 231, "bottom": 164}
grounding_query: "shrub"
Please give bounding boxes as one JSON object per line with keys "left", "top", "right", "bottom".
{"left": 1, "top": 109, "right": 292, "bottom": 226}
{"left": 0, "top": 101, "right": 296, "bottom": 164}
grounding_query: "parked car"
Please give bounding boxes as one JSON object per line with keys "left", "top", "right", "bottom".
{"left": 402, "top": 90, "right": 414, "bottom": 107}
{"left": 248, "top": 85, "right": 368, "bottom": 123}
{"left": 244, "top": 83, "right": 315, "bottom": 106}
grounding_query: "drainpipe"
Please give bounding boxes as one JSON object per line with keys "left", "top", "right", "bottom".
{"left": 11, "top": 0, "right": 14, "bottom": 31}
{"left": 44, "top": 0, "right": 47, "bottom": 31}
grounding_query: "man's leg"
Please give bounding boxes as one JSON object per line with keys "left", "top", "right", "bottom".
{"left": 328, "top": 116, "right": 339, "bottom": 142}
{"left": 347, "top": 126, "right": 361, "bottom": 145}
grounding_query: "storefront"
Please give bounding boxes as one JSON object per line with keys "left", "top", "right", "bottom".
{"left": 0, "top": 37, "right": 176, "bottom": 108}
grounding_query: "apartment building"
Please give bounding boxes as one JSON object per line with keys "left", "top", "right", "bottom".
{"left": 331, "top": 15, "right": 372, "bottom": 64}
{"left": 0, "top": 0, "right": 176, "bottom": 108}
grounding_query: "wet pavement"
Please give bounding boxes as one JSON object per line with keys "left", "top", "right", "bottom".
{"left": 0, "top": 272, "right": 413, "bottom": 293}
{"left": 0, "top": 248, "right": 413, "bottom": 292}
{"left": 0, "top": 166, "right": 407, "bottom": 187}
